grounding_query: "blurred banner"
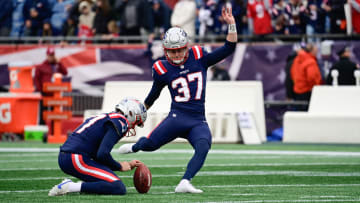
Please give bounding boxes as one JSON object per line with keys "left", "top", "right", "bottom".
{"left": 0, "top": 42, "right": 359, "bottom": 98}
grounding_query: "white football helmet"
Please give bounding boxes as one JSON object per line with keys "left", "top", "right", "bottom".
{"left": 115, "top": 97, "right": 147, "bottom": 136}
{"left": 163, "top": 27, "right": 189, "bottom": 65}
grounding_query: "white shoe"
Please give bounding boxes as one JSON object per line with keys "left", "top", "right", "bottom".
{"left": 118, "top": 143, "right": 135, "bottom": 154}
{"left": 175, "top": 179, "right": 203, "bottom": 193}
{"left": 48, "top": 178, "right": 73, "bottom": 196}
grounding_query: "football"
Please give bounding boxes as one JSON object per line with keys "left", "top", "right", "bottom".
{"left": 133, "top": 164, "right": 152, "bottom": 193}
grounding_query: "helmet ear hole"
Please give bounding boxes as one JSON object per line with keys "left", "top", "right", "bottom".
{"left": 129, "top": 111, "right": 133, "bottom": 117}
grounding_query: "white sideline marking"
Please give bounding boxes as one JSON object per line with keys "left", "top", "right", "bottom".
{"left": 1, "top": 148, "right": 360, "bottom": 156}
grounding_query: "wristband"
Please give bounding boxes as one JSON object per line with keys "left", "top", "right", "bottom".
{"left": 228, "top": 24, "right": 237, "bottom": 33}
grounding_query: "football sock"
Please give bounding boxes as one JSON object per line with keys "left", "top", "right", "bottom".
{"left": 68, "top": 182, "right": 82, "bottom": 192}
{"left": 183, "top": 139, "right": 210, "bottom": 180}
{"left": 81, "top": 180, "right": 126, "bottom": 195}
{"left": 133, "top": 137, "right": 157, "bottom": 152}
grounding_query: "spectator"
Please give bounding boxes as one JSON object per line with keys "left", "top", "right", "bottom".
{"left": 100, "top": 20, "right": 119, "bottom": 39}
{"left": 326, "top": 45, "right": 360, "bottom": 85}
{"left": 42, "top": 18, "right": 52, "bottom": 36}
{"left": 114, "top": 0, "right": 153, "bottom": 36}
{"left": 0, "top": 1, "right": 14, "bottom": 36}
{"left": 10, "top": 0, "right": 26, "bottom": 37}
{"left": 213, "top": 0, "right": 229, "bottom": 35}
{"left": 272, "top": 0, "right": 289, "bottom": 35}
{"left": 171, "top": 0, "right": 197, "bottom": 39}
{"left": 149, "top": 0, "right": 171, "bottom": 36}
{"left": 284, "top": 0, "right": 307, "bottom": 34}
{"left": 351, "top": 0, "right": 360, "bottom": 34}
{"left": 23, "top": 0, "right": 51, "bottom": 36}
{"left": 291, "top": 43, "right": 323, "bottom": 102}
{"left": 50, "top": 0, "right": 74, "bottom": 36}
{"left": 34, "top": 47, "right": 68, "bottom": 125}
{"left": 308, "top": 0, "right": 327, "bottom": 34}
{"left": 93, "top": 0, "right": 114, "bottom": 36}
{"left": 78, "top": 0, "right": 95, "bottom": 38}
{"left": 231, "top": 0, "right": 247, "bottom": 37}
{"left": 274, "top": 12, "right": 289, "bottom": 35}
{"left": 284, "top": 43, "right": 305, "bottom": 100}
{"left": 322, "top": 0, "right": 347, "bottom": 34}
{"left": 247, "top": 0, "right": 273, "bottom": 40}
{"left": 62, "top": 17, "right": 77, "bottom": 37}
{"left": 197, "top": 0, "right": 216, "bottom": 38}
{"left": 68, "top": 0, "right": 83, "bottom": 26}
{"left": 305, "top": 1, "right": 318, "bottom": 41}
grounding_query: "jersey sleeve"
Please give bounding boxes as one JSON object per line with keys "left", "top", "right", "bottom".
{"left": 108, "top": 113, "right": 129, "bottom": 137}
{"left": 201, "top": 40, "right": 236, "bottom": 68}
{"left": 96, "top": 122, "right": 122, "bottom": 171}
{"left": 144, "top": 61, "right": 167, "bottom": 108}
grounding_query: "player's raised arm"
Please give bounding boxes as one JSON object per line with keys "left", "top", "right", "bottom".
{"left": 202, "top": 6, "right": 237, "bottom": 68}
{"left": 222, "top": 6, "right": 237, "bottom": 43}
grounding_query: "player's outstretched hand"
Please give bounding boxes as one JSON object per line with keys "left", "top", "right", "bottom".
{"left": 222, "top": 6, "right": 235, "bottom": 25}
{"left": 129, "top": 160, "right": 143, "bottom": 169}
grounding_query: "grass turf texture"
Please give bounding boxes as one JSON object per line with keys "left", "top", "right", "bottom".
{"left": 0, "top": 142, "right": 359, "bottom": 202}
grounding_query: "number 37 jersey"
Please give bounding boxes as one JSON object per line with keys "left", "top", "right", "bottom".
{"left": 144, "top": 41, "right": 236, "bottom": 115}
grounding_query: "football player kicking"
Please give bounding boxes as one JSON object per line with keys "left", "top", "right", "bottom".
{"left": 118, "top": 6, "right": 237, "bottom": 193}
{"left": 48, "top": 98, "right": 147, "bottom": 196}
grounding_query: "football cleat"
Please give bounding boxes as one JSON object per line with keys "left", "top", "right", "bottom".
{"left": 118, "top": 143, "right": 135, "bottom": 154}
{"left": 48, "top": 178, "right": 73, "bottom": 196}
{"left": 175, "top": 179, "right": 203, "bottom": 193}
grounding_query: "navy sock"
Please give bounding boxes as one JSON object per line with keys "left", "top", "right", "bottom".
{"left": 81, "top": 180, "right": 126, "bottom": 195}
{"left": 132, "top": 137, "right": 158, "bottom": 152}
{"left": 182, "top": 139, "right": 210, "bottom": 180}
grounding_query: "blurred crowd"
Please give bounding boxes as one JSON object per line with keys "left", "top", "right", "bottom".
{"left": 0, "top": 0, "right": 360, "bottom": 40}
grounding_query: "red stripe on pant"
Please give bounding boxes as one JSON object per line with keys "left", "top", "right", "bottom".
{"left": 71, "top": 154, "right": 120, "bottom": 182}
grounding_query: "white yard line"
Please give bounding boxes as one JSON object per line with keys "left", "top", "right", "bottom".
{"left": 197, "top": 170, "right": 360, "bottom": 176}
{"left": 1, "top": 184, "right": 360, "bottom": 194}
{"left": 1, "top": 162, "right": 359, "bottom": 170}
{"left": 0, "top": 156, "right": 286, "bottom": 162}
{"left": 206, "top": 200, "right": 360, "bottom": 203}
{"left": 1, "top": 148, "right": 360, "bottom": 156}
{"left": 3, "top": 170, "right": 360, "bottom": 180}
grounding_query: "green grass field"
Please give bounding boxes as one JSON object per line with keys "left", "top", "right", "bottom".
{"left": 0, "top": 142, "right": 360, "bottom": 202}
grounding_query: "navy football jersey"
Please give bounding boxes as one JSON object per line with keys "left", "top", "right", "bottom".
{"left": 60, "top": 112, "right": 128, "bottom": 159}
{"left": 145, "top": 41, "right": 236, "bottom": 114}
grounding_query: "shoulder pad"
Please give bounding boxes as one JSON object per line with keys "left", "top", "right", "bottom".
{"left": 153, "top": 60, "right": 167, "bottom": 75}
{"left": 108, "top": 113, "right": 128, "bottom": 135}
{"left": 192, "top": 45, "right": 203, "bottom": 60}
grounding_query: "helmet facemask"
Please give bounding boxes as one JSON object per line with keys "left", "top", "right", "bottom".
{"left": 165, "top": 46, "right": 189, "bottom": 65}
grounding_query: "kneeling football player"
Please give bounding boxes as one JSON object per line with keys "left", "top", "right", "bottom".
{"left": 48, "top": 98, "right": 147, "bottom": 196}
